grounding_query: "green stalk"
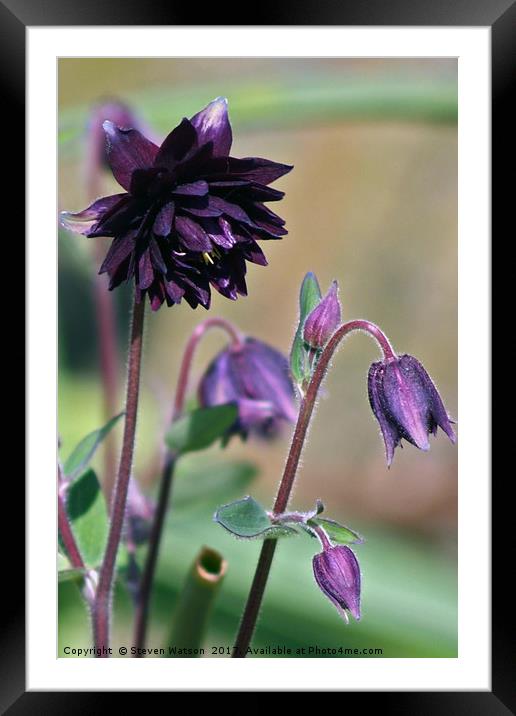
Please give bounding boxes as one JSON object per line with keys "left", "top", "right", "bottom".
{"left": 163, "top": 546, "right": 227, "bottom": 657}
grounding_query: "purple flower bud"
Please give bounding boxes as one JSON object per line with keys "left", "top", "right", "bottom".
{"left": 313, "top": 545, "right": 361, "bottom": 623}
{"left": 368, "top": 354, "right": 456, "bottom": 466}
{"left": 303, "top": 280, "right": 341, "bottom": 349}
{"left": 198, "top": 337, "right": 297, "bottom": 440}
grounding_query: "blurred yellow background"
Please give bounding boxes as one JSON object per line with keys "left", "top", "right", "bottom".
{"left": 58, "top": 58, "right": 457, "bottom": 657}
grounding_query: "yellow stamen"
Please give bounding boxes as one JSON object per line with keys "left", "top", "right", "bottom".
{"left": 202, "top": 251, "right": 214, "bottom": 265}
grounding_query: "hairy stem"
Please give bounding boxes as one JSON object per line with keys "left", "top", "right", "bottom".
{"left": 133, "top": 316, "right": 242, "bottom": 652}
{"left": 92, "top": 296, "right": 145, "bottom": 655}
{"left": 232, "top": 319, "right": 395, "bottom": 657}
{"left": 172, "top": 316, "right": 244, "bottom": 419}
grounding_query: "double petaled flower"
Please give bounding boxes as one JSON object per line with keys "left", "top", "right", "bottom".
{"left": 60, "top": 98, "right": 292, "bottom": 310}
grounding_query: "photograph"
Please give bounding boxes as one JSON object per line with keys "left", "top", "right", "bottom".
{"left": 57, "top": 57, "right": 459, "bottom": 660}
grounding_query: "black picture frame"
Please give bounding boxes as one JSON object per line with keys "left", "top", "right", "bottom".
{"left": 9, "top": 0, "right": 507, "bottom": 709}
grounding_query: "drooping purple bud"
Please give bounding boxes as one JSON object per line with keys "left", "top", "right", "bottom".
{"left": 198, "top": 337, "right": 297, "bottom": 440}
{"left": 303, "top": 281, "right": 341, "bottom": 349}
{"left": 368, "top": 354, "right": 456, "bottom": 466}
{"left": 313, "top": 545, "right": 361, "bottom": 623}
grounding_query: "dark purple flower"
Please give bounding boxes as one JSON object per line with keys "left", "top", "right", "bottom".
{"left": 303, "top": 280, "right": 341, "bottom": 349}
{"left": 198, "top": 337, "right": 297, "bottom": 439}
{"left": 368, "top": 354, "right": 456, "bottom": 466}
{"left": 313, "top": 545, "right": 361, "bottom": 623}
{"left": 60, "top": 98, "right": 293, "bottom": 311}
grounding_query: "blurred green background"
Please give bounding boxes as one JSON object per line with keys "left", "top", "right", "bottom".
{"left": 58, "top": 58, "right": 458, "bottom": 658}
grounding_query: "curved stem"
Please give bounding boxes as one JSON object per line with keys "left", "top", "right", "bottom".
{"left": 172, "top": 317, "right": 244, "bottom": 419}
{"left": 93, "top": 295, "right": 145, "bottom": 655}
{"left": 310, "top": 524, "right": 332, "bottom": 551}
{"left": 133, "top": 316, "right": 242, "bottom": 652}
{"left": 232, "top": 319, "right": 394, "bottom": 657}
{"left": 275, "top": 320, "right": 394, "bottom": 513}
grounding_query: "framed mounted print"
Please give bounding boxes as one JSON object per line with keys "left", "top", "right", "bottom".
{"left": 9, "top": 0, "right": 509, "bottom": 707}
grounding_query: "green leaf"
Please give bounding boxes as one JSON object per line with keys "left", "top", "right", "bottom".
{"left": 290, "top": 272, "right": 322, "bottom": 386}
{"left": 165, "top": 403, "right": 238, "bottom": 455}
{"left": 59, "top": 567, "right": 87, "bottom": 583}
{"left": 63, "top": 412, "right": 124, "bottom": 479}
{"left": 67, "top": 469, "right": 109, "bottom": 568}
{"left": 307, "top": 517, "right": 364, "bottom": 545}
{"left": 58, "top": 551, "right": 70, "bottom": 571}
{"left": 214, "top": 496, "right": 298, "bottom": 540}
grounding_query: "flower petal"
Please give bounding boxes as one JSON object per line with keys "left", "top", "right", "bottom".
{"left": 153, "top": 201, "right": 175, "bottom": 236}
{"left": 172, "top": 180, "right": 209, "bottom": 196}
{"left": 59, "top": 194, "right": 126, "bottom": 235}
{"left": 190, "top": 97, "right": 232, "bottom": 157}
{"left": 153, "top": 118, "right": 197, "bottom": 170}
{"left": 202, "top": 156, "right": 293, "bottom": 185}
{"left": 149, "top": 239, "right": 168, "bottom": 274}
{"left": 99, "top": 231, "right": 138, "bottom": 275}
{"left": 368, "top": 361, "right": 401, "bottom": 467}
{"left": 103, "top": 121, "right": 159, "bottom": 191}
{"left": 235, "top": 338, "right": 297, "bottom": 423}
{"left": 208, "top": 196, "right": 253, "bottom": 225}
{"left": 175, "top": 215, "right": 212, "bottom": 252}
{"left": 138, "top": 250, "right": 155, "bottom": 290}
{"left": 200, "top": 218, "right": 234, "bottom": 249}
{"left": 408, "top": 355, "right": 457, "bottom": 444}
{"left": 242, "top": 240, "right": 268, "bottom": 266}
{"left": 382, "top": 358, "right": 431, "bottom": 452}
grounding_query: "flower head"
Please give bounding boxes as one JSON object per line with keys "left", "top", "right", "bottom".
{"left": 61, "top": 98, "right": 293, "bottom": 310}
{"left": 303, "top": 280, "right": 341, "bottom": 349}
{"left": 313, "top": 545, "right": 361, "bottom": 623}
{"left": 198, "top": 337, "right": 297, "bottom": 439}
{"left": 368, "top": 354, "right": 456, "bottom": 466}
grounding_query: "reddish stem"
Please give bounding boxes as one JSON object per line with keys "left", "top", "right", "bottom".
{"left": 58, "top": 464, "right": 97, "bottom": 605}
{"left": 93, "top": 296, "right": 145, "bottom": 655}
{"left": 58, "top": 466, "right": 86, "bottom": 572}
{"left": 172, "top": 317, "right": 244, "bottom": 419}
{"left": 232, "top": 319, "right": 395, "bottom": 657}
